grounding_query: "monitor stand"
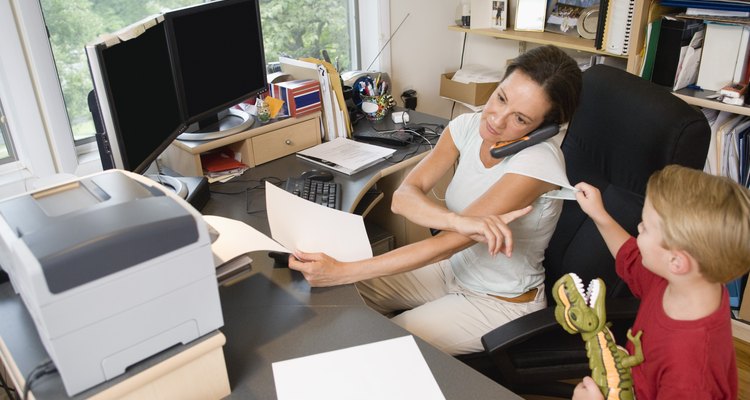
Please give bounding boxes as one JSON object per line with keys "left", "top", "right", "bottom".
{"left": 146, "top": 174, "right": 188, "bottom": 199}
{"left": 177, "top": 108, "right": 255, "bottom": 141}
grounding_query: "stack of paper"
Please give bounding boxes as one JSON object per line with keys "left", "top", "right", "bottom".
{"left": 296, "top": 137, "right": 396, "bottom": 175}
{"left": 200, "top": 148, "right": 249, "bottom": 183}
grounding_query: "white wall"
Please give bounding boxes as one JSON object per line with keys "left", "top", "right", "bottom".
{"left": 388, "top": 0, "right": 520, "bottom": 120}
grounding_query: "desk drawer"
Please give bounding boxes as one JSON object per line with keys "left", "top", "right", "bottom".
{"left": 251, "top": 117, "right": 320, "bottom": 165}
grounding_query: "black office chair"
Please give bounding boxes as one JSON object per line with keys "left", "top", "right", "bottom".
{"left": 456, "top": 64, "right": 711, "bottom": 398}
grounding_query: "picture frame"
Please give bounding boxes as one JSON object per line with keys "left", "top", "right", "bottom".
{"left": 544, "top": 0, "right": 600, "bottom": 37}
{"left": 491, "top": 0, "right": 508, "bottom": 31}
{"left": 514, "top": 0, "right": 547, "bottom": 32}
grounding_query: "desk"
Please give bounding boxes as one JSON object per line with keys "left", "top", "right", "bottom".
{"left": 208, "top": 111, "right": 520, "bottom": 399}
{"left": 0, "top": 111, "right": 523, "bottom": 399}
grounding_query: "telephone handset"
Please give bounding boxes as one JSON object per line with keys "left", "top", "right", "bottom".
{"left": 489, "top": 124, "right": 560, "bottom": 159}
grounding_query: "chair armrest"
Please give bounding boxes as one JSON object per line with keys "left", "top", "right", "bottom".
{"left": 481, "top": 297, "right": 640, "bottom": 354}
{"left": 481, "top": 307, "right": 560, "bottom": 353}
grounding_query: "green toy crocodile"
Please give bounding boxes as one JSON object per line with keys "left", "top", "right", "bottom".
{"left": 552, "top": 273, "right": 644, "bottom": 400}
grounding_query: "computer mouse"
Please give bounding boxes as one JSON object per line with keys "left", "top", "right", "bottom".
{"left": 300, "top": 169, "right": 334, "bottom": 181}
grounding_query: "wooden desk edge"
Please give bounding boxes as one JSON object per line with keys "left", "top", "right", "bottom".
{"left": 346, "top": 151, "right": 429, "bottom": 214}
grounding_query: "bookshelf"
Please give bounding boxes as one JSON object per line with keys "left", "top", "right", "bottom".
{"left": 449, "top": 0, "right": 651, "bottom": 74}
{"left": 674, "top": 88, "right": 750, "bottom": 117}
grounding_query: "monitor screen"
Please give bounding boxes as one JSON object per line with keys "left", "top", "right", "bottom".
{"left": 89, "top": 20, "right": 184, "bottom": 174}
{"left": 166, "top": 0, "right": 267, "bottom": 128}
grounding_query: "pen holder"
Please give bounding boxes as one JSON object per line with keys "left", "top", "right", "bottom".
{"left": 360, "top": 95, "right": 390, "bottom": 121}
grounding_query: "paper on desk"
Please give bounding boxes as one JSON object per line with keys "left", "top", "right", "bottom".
{"left": 266, "top": 182, "right": 373, "bottom": 261}
{"left": 272, "top": 335, "right": 445, "bottom": 400}
{"left": 297, "top": 137, "right": 395, "bottom": 173}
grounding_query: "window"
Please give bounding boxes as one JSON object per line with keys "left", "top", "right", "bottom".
{"left": 38, "top": 0, "right": 359, "bottom": 148}
{"left": 0, "top": 100, "right": 16, "bottom": 164}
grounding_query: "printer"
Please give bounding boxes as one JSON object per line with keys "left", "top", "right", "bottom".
{"left": 0, "top": 169, "right": 223, "bottom": 396}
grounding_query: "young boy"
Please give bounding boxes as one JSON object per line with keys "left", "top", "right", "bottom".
{"left": 571, "top": 165, "right": 750, "bottom": 400}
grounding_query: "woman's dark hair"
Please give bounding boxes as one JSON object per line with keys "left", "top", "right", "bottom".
{"left": 503, "top": 45, "right": 582, "bottom": 124}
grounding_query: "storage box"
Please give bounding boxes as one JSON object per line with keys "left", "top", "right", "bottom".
{"left": 268, "top": 79, "right": 322, "bottom": 117}
{"left": 439, "top": 72, "right": 499, "bottom": 106}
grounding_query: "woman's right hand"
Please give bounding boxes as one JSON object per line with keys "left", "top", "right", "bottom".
{"left": 288, "top": 251, "right": 353, "bottom": 287}
{"left": 451, "top": 206, "right": 532, "bottom": 257}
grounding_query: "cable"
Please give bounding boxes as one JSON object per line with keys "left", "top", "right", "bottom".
{"left": 365, "top": 13, "right": 410, "bottom": 71}
{"left": 23, "top": 359, "right": 56, "bottom": 400}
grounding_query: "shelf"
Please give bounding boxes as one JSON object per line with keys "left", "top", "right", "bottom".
{"left": 448, "top": 25, "right": 626, "bottom": 58}
{"left": 674, "top": 88, "right": 750, "bottom": 117}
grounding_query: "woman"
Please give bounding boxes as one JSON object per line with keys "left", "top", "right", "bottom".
{"left": 289, "top": 45, "right": 582, "bottom": 355}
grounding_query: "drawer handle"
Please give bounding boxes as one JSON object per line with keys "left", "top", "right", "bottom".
{"left": 285, "top": 139, "right": 293, "bottom": 145}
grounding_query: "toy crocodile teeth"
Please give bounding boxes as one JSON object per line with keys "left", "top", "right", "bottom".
{"left": 586, "top": 279, "right": 600, "bottom": 307}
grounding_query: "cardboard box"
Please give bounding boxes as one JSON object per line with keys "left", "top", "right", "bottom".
{"left": 739, "top": 277, "right": 750, "bottom": 321}
{"left": 268, "top": 79, "right": 321, "bottom": 117}
{"left": 439, "top": 72, "right": 499, "bottom": 106}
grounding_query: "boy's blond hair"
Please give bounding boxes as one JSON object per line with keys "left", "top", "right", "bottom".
{"left": 647, "top": 165, "right": 750, "bottom": 283}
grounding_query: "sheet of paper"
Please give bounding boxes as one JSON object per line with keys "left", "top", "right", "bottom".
{"left": 266, "top": 182, "right": 373, "bottom": 261}
{"left": 272, "top": 335, "right": 445, "bottom": 400}
{"left": 450, "top": 64, "right": 503, "bottom": 84}
{"left": 203, "top": 215, "right": 287, "bottom": 267}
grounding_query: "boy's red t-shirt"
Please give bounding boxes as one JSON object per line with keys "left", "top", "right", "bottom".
{"left": 617, "top": 237, "right": 738, "bottom": 400}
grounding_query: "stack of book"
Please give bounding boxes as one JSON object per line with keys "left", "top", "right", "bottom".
{"left": 200, "top": 148, "right": 249, "bottom": 183}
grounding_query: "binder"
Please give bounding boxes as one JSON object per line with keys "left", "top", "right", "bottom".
{"left": 697, "top": 23, "right": 749, "bottom": 91}
{"left": 660, "top": 0, "right": 750, "bottom": 12}
{"left": 651, "top": 17, "right": 704, "bottom": 88}
{"left": 594, "top": 0, "right": 610, "bottom": 50}
{"left": 640, "top": 18, "right": 663, "bottom": 80}
{"left": 734, "top": 28, "right": 750, "bottom": 84}
{"left": 604, "top": 0, "right": 636, "bottom": 56}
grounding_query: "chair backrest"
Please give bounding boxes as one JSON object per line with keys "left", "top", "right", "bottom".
{"left": 543, "top": 64, "right": 710, "bottom": 299}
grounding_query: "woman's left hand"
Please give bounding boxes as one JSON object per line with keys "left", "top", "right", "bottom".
{"left": 288, "top": 251, "right": 352, "bottom": 287}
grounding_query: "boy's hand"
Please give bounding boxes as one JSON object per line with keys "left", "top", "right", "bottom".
{"left": 572, "top": 376, "right": 604, "bottom": 400}
{"left": 574, "top": 182, "right": 607, "bottom": 222}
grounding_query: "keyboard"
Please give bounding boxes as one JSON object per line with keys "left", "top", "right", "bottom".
{"left": 283, "top": 177, "right": 342, "bottom": 210}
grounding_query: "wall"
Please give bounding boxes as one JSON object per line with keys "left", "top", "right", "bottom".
{"left": 387, "top": 0, "right": 519, "bottom": 120}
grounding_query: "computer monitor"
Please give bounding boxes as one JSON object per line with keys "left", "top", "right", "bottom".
{"left": 87, "top": 0, "right": 267, "bottom": 205}
{"left": 86, "top": 16, "right": 184, "bottom": 175}
{"left": 165, "top": 0, "right": 267, "bottom": 141}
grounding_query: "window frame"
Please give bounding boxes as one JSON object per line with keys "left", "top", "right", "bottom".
{"left": 0, "top": 0, "right": 59, "bottom": 198}
{"left": 13, "top": 0, "right": 102, "bottom": 177}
